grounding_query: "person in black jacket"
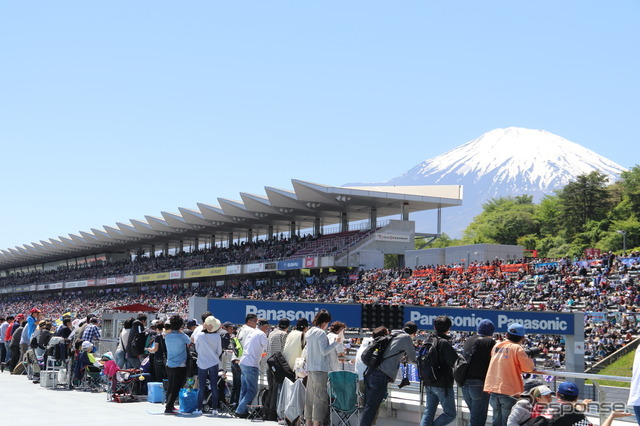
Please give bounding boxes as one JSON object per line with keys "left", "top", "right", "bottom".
{"left": 419, "top": 315, "right": 460, "bottom": 426}
{"left": 125, "top": 314, "right": 147, "bottom": 368}
{"left": 462, "top": 319, "right": 496, "bottom": 426}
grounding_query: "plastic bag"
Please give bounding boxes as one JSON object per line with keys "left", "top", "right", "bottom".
{"left": 179, "top": 388, "right": 197, "bottom": 413}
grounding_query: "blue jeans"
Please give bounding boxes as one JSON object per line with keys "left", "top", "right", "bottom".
{"left": 490, "top": 393, "right": 517, "bottom": 426}
{"left": 420, "top": 386, "right": 456, "bottom": 426}
{"left": 360, "top": 368, "right": 389, "bottom": 426}
{"left": 236, "top": 364, "right": 259, "bottom": 415}
{"left": 198, "top": 364, "right": 219, "bottom": 411}
{"left": 463, "top": 379, "right": 490, "bottom": 426}
{"left": 633, "top": 405, "right": 640, "bottom": 425}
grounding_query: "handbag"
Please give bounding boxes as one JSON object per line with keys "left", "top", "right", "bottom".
{"left": 294, "top": 345, "right": 307, "bottom": 378}
{"left": 453, "top": 339, "right": 479, "bottom": 386}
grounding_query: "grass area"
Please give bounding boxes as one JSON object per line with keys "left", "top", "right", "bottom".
{"left": 588, "top": 350, "right": 635, "bottom": 388}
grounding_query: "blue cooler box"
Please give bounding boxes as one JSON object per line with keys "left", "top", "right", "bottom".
{"left": 147, "top": 382, "right": 164, "bottom": 403}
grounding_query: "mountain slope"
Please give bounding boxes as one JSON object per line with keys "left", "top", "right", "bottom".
{"left": 353, "top": 127, "right": 627, "bottom": 237}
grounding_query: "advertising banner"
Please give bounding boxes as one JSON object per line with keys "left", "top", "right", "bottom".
{"left": 124, "top": 275, "right": 134, "bottom": 283}
{"left": 136, "top": 272, "right": 171, "bottom": 283}
{"left": 404, "top": 306, "right": 575, "bottom": 334}
{"left": 87, "top": 279, "right": 96, "bottom": 287}
{"left": 226, "top": 265, "right": 242, "bottom": 275}
{"left": 278, "top": 259, "right": 303, "bottom": 270}
{"left": 304, "top": 257, "right": 318, "bottom": 268}
{"left": 65, "top": 280, "right": 88, "bottom": 289}
{"left": 170, "top": 270, "right": 182, "bottom": 279}
{"left": 207, "top": 299, "right": 362, "bottom": 327}
{"left": 99, "top": 278, "right": 108, "bottom": 286}
{"left": 116, "top": 276, "right": 124, "bottom": 284}
{"left": 184, "top": 267, "right": 226, "bottom": 278}
{"left": 245, "top": 263, "right": 264, "bottom": 273}
{"left": 264, "top": 262, "right": 277, "bottom": 271}
{"left": 36, "top": 282, "right": 63, "bottom": 291}
{"left": 106, "top": 277, "right": 116, "bottom": 285}
{"left": 374, "top": 233, "right": 411, "bottom": 243}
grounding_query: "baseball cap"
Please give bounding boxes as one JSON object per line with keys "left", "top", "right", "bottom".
{"left": 403, "top": 321, "right": 418, "bottom": 335}
{"left": 186, "top": 319, "right": 197, "bottom": 328}
{"left": 507, "top": 323, "right": 526, "bottom": 337}
{"left": 30, "top": 308, "right": 42, "bottom": 314}
{"left": 477, "top": 319, "right": 495, "bottom": 336}
{"left": 558, "top": 381, "right": 579, "bottom": 397}
{"left": 222, "top": 321, "right": 233, "bottom": 328}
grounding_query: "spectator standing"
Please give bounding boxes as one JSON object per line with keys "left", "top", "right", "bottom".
{"left": 419, "top": 315, "right": 460, "bottom": 426}
{"left": 282, "top": 317, "right": 308, "bottom": 371}
{"left": 126, "top": 314, "right": 147, "bottom": 369}
{"left": 235, "top": 318, "right": 269, "bottom": 419}
{"left": 305, "top": 310, "right": 341, "bottom": 426}
{"left": 163, "top": 315, "right": 191, "bottom": 415}
{"left": 265, "top": 318, "right": 289, "bottom": 421}
{"left": 0, "top": 316, "right": 6, "bottom": 367}
{"left": 327, "top": 321, "right": 346, "bottom": 372}
{"left": 628, "top": 344, "right": 640, "bottom": 423}
{"left": 192, "top": 315, "right": 222, "bottom": 416}
{"left": 361, "top": 321, "right": 417, "bottom": 426}
{"left": 462, "top": 319, "right": 496, "bottom": 426}
{"left": 483, "top": 323, "right": 535, "bottom": 426}
{"left": 81, "top": 317, "right": 101, "bottom": 346}
{"left": 114, "top": 318, "right": 133, "bottom": 369}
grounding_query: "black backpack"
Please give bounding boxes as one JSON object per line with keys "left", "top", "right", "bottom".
{"left": 361, "top": 333, "right": 398, "bottom": 369}
{"left": 267, "top": 351, "right": 296, "bottom": 383}
{"left": 417, "top": 335, "right": 441, "bottom": 383}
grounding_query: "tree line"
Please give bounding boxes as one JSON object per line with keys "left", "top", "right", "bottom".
{"left": 418, "top": 166, "right": 640, "bottom": 259}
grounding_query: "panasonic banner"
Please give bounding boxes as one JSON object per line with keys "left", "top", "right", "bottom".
{"left": 205, "top": 299, "right": 362, "bottom": 326}
{"left": 405, "top": 306, "right": 575, "bottom": 334}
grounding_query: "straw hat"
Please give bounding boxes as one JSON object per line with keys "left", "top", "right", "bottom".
{"left": 204, "top": 316, "right": 221, "bottom": 332}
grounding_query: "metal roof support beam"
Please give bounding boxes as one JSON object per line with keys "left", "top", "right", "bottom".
{"left": 227, "top": 232, "right": 233, "bottom": 247}
{"left": 314, "top": 217, "right": 321, "bottom": 237}
{"left": 437, "top": 206, "right": 442, "bottom": 237}
{"left": 163, "top": 243, "right": 169, "bottom": 257}
{"left": 289, "top": 221, "right": 296, "bottom": 237}
{"left": 179, "top": 240, "right": 184, "bottom": 253}
{"left": 194, "top": 238, "right": 199, "bottom": 252}
{"left": 247, "top": 229, "right": 253, "bottom": 243}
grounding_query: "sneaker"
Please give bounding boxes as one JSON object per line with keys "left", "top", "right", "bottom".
{"left": 210, "top": 410, "right": 218, "bottom": 417}
{"left": 235, "top": 411, "right": 249, "bottom": 419}
{"left": 164, "top": 408, "right": 178, "bottom": 415}
{"left": 192, "top": 410, "right": 202, "bottom": 415}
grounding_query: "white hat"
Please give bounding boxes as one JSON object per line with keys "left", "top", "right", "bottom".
{"left": 81, "top": 341, "right": 93, "bottom": 351}
{"left": 204, "top": 316, "right": 221, "bottom": 332}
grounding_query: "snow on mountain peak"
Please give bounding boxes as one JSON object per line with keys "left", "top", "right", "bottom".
{"left": 391, "top": 127, "right": 626, "bottom": 193}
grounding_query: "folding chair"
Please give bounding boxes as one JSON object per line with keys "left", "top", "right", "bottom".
{"left": 328, "top": 370, "right": 360, "bottom": 426}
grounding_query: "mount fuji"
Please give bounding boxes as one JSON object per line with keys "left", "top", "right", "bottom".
{"left": 349, "top": 127, "right": 627, "bottom": 237}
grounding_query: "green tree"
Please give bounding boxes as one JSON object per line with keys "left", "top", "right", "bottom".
{"left": 557, "top": 171, "right": 611, "bottom": 236}
{"left": 463, "top": 195, "right": 539, "bottom": 245}
{"left": 619, "top": 165, "right": 640, "bottom": 217}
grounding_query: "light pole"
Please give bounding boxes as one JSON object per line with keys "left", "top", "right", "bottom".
{"left": 617, "top": 230, "right": 627, "bottom": 253}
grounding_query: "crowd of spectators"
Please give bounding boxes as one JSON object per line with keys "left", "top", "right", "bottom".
{"left": 2, "top": 248, "right": 640, "bottom": 370}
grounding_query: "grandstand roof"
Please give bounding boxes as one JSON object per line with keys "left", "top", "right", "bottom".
{"left": 0, "top": 180, "right": 462, "bottom": 269}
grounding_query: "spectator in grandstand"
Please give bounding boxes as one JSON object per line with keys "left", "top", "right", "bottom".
{"left": 282, "top": 317, "right": 308, "bottom": 373}
{"left": 327, "top": 320, "right": 347, "bottom": 372}
{"left": 419, "top": 315, "right": 460, "bottom": 426}
{"left": 264, "top": 318, "right": 289, "bottom": 421}
{"left": 163, "top": 314, "right": 191, "bottom": 415}
{"left": 193, "top": 315, "right": 222, "bottom": 416}
{"left": 305, "top": 310, "right": 341, "bottom": 426}
{"left": 462, "top": 319, "right": 496, "bottom": 426}
{"left": 361, "top": 321, "right": 417, "bottom": 426}
{"left": 81, "top": 317, "right": 101, "bottom": 346}
{"left": 114, "top": 317, "right": 133, "bottom": 369}
{"left": 235, "top": 318, "right": 269, "bottom": 419}
{"left": 483, "top": 323, "right": 535, "bottom": 426}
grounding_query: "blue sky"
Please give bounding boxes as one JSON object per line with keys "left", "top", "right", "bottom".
{"left": 1, "top": 1, "right": 638, "bottom": 251}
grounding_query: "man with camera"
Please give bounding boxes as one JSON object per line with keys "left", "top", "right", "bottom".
{"left": 360, "top": 321, "right": 417, "bottom": 426}
{"left": 483, "top": 323, "right": 535, "bottom": 426}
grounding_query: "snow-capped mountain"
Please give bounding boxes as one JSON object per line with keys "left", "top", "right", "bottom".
{"left": 351, "top": 127, "right": 627, "bottom": 237}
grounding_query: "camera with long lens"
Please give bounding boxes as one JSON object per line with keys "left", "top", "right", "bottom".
{"left": 398, "top": 377, "right": 411, "bottom": 389}
{"left": 524, "top": 347, "right": 541, "bottom": 358}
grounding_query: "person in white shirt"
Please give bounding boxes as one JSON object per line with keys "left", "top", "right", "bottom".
{"left": 192, "top": 315, "right": 222, "bottom": 415}
{"left": 235, "top": 318, "right": 269, "bottom": 418}
{"left": 304, "top": 310, "right": 342, "bottom": 426}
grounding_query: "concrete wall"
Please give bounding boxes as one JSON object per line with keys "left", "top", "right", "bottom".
{"left": 406, "top": 243, "right": 524, "bottom": 267}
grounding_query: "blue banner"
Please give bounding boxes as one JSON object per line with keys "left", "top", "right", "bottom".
{"left": 404, "top": 306, "right": 575, "bottom": 334}
{"left": 278, "top": 259, "right": 303, "bottom": 270}
{"left": 207, "top": 299, "right": 363, "bottom": 327}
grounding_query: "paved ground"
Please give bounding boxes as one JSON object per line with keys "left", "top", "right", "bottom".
{"left": 0, "top": 371, "right": 259, "bottom": 425}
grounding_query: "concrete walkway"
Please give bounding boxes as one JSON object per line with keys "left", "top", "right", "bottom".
{"left": 0, "top": 371, "right": 257, "bottom": 425}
